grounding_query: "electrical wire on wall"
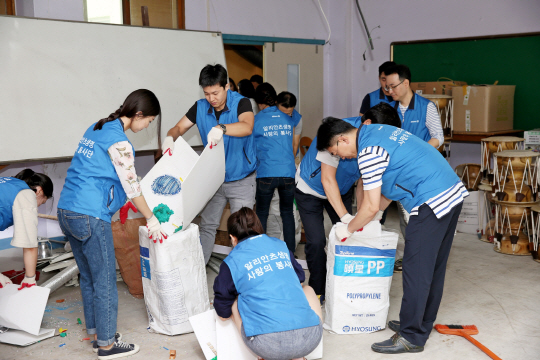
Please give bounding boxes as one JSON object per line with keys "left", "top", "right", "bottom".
{"left": 355, "top": 0, "right": 380, "bottom": 60}
{"left": 317, "top": 0, "right": 331, "bottom": 44}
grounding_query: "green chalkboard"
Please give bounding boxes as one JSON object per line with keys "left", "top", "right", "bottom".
{"left": 392, "top": 34, "right": 540, "bottom": 131}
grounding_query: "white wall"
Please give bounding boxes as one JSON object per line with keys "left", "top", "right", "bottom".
{"left": 184, "top": 0, "right": 540, "bottom": 168}
{"left": 15, "top": 0, "right": 84, "bottom": 21}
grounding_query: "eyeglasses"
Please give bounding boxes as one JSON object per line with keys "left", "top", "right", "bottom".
{"left": 384, "top": 80, "right": 404, "bottom": 92}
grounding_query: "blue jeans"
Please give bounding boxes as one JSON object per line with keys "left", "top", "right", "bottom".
{"left": 255, "top": 177, "right": 296, "bottom": 252}
{"left": 57, "top": 209, "right": 118, "bottom": 347}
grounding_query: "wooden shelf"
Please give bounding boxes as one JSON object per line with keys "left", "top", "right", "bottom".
{"left": 448, "top": 130, "right": 524, "bottom": 142}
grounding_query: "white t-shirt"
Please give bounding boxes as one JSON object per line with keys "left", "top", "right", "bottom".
{"left": 295, "top": 150, "right": 340, "bottom": 199}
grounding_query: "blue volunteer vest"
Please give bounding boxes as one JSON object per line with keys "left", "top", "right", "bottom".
{"left": 368, "top": 88, "right": 395, "bottom": 108}
{"left": 357, "top": 124, "right": 458, "bottom": 212}
{"left": 253, "top": 106, "right": 297, "bottom": 178}
{"left": 58, "top": 119, "right": 132, "bottom": 223}
{"left": 299, "top": 117, "right": 362, "bottom": 196}
{"left": 0, "top": 177, "right": 31, "bottom": 231}
{"left": 394, "top": 93, "right": 431, "bottom": 142}
{"left": 224, "top": 234, "right": 320, "bottom": 337}
{"left": 196, "top": 90, "right": 257, "bottom": 182}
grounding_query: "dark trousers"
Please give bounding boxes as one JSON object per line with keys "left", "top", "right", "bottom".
{"left": 295, "top": 186, "right": 354, "bottom": 296}
{"left": 256, "top": 177, "right": 296, "bottom": 253}
{"left": 399, "top": 202, "right": 463, "bottom": 346}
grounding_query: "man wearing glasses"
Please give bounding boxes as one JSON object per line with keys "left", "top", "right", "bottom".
{"left": 384, "top": 64, "right": 444, "bottom": 149}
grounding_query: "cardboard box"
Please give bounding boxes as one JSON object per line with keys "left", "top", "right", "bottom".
{"left": 452, "top": 85, "right": 515, "bottom": 132}
{"left": 411, "top": 81, "right": 467, "bottom": 96}
{"left": 457, "top": 191, "right": 488, "bottom": 235}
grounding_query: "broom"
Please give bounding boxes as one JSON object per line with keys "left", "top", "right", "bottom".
{"left": 434, "top": 324, "right": 502, "bottom": 360}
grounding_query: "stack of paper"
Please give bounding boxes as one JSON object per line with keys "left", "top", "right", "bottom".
{"left": 189, "top": 309, "right": 323, "bottom": 360}
{"left": 0, "top": 284, "right": 54, "bottom": 346}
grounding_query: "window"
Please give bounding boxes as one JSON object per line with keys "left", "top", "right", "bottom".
{"left": 85, "top": 0, "right": 123, "bottom": 24}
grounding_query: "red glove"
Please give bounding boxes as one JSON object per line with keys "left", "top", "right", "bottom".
{"left": 18, "top": 275, "right": 36, "bottom": 290}
{"left": 119, "top": 201, "right": 138, "bottom": 224}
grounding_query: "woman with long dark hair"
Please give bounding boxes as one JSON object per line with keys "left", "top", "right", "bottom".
{"left": 57, "top": 89, "right": 166, "bottom": 359}
{"left": 214, "top": 207, "right": 322, "bottom": 360}
{"left": 0, "top": 169, "right": 53, "bottom": 290}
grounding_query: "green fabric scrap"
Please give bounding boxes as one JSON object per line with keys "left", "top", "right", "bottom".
{"left": 153, "top": 203, "right": 174, "bottom": 223}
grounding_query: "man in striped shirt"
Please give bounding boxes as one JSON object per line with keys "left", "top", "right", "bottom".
{"left": 316, "top": 118, "right": 467, "bottom": 354}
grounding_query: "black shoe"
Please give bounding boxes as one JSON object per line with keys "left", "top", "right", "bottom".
{"left": 93, "top": 332, "right": 123, "bottom": 353}
{"left": 97, "top": 339, "right": 140, "bottom": 359}
{"left": 394, "top": 259, "right": 403, "bottom": 273}
{"left": 371, "top": 333, "right": 424, "bottom": 354}
{"left": 318, "top": 294, "right": 325, "bottom": 306}
{"left": 388, "top": 320, "right": 400, "bottom": 333}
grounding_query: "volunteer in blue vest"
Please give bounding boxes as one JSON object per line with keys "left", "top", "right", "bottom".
{"left": 214, "top": 207, "right": 322, "bottom": 360}
{"left": 0, "top": 169, "right": 53, "bottom": 290}
{"left": 162, "top": 64, "right": 256, "bottom": 264}
{"left": 295, "top": 103, "right": 401, "bottom": 302}
{"left": 253, "top": 88, "right": 302, "bottom": 253}
{"left": 57, "top": 89, "right": 165, "bottom": 359}
{"left": 383, "top": 63, "right": 446, "bottom": 271}
{"left": 316, "top": 118, "right": 467, "bottom": 354}
{"left": 276, "top": 91, "right": 303, "bottom": 157}
{"left": 359, "top": 61, "right": 396, "bottom": 116}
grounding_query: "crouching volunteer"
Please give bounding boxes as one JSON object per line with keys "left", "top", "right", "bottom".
{"left": 253, "top": 86, "right": 302, "bottom": 253}
{"left": 162, "top": 64, "right": 256, "bottom": 264}
{"left": 316, "top": 118, "right": 467, "bottom": 354}
{"left": 57, "top": 89, "right": 167, "bottom": 360}
{"left": 295, "top": 102, "right": 401, "bottom": 304}
{"left": 0, "top": 169, "right": 53, "bottom": 290}
{"left": 213, "top": 207, "right": 322, "bottom": 360}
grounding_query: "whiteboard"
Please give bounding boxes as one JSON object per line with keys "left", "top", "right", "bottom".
{"left": 0, "top": 16, "right": 226, "bottom": 163}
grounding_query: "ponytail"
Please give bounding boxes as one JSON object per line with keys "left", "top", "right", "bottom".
{"left": 14, "top": 169, "right": 54, "bottom": 198}
{"left": 92, "top": 89, "right": 161, "bottom": 131}
{"left": 94, "top": 106, "right": 123, "bottom": 130}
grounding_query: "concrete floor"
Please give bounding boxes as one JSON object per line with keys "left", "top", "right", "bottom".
{"left": 1, "top": 204, "right": 540, "bottom": 360}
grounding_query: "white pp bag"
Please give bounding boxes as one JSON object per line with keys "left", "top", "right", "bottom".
{"left": 324, "top": 221, "right": 398, "bottom": 334}
{"left": 139, "top": 223, "right": 210, "bottom": 335}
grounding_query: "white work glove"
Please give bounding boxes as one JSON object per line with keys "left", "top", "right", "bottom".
{"left": 162, "top": 136, "right": 174, "bottom": 156}
{"left": 372, "top": 210, "right": 384, "bottom": 222}
{"left": 335, "top": 223, "right": 353, "bottom": 242}
{"left": 18, "top": 274, "right": 36, "bottom": 291}
{"left": 340, "top": 213, "right": 355, "bottom": 224}
{"left": 207, "top": 127, "right": 224, "bottom": 148}
{"left": 146, "top": 215, "right": 168, "bottom": 244}
{"left": 0, "top": 273, "right": 12, "bottom": 288}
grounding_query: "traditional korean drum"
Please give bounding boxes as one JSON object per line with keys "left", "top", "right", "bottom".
{"left": 455, "top": 164, "right": 481, "bottom": 191}
{"left": 493, "top": 150, "right": 539, "bottom": 201}
{"left": 492, "top": 201, "right": 531, "bottom": 256}
{"left": 480, "top": 136, "right": 524, "bottom": 183}
{"left": 529, "top": 204, "right": 540, "bottom": 263}
{"left": 423, "top": 94, "right": 453, "bottom": 137}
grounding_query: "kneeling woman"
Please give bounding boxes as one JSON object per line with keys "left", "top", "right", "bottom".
{"left": 0, "top": 169, "right": 53, "bottom": 289}
{"left": 57, "top": 89, "right": 166, "bottom": 360}
{"left": 213, "top": 207, "right": 322, "bottom": 360}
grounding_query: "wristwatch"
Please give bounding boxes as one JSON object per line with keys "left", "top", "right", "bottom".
{"left": 219, "top": 124, "right": 227, "bottom": 134}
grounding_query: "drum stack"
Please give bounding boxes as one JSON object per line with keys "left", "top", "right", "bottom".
{"left": 489, "top": 149, "right": 539, "bottom": 256}
{"left": 478, "top": 137, "right": 525, "bottom": 244}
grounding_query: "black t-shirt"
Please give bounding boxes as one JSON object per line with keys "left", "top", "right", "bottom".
{"left": 186, "top": 98, "right": 253, "bottom": 123}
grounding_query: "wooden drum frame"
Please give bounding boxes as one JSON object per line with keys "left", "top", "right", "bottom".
{"left": 480, "top": 136, "right": 524, "bottom": 184}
